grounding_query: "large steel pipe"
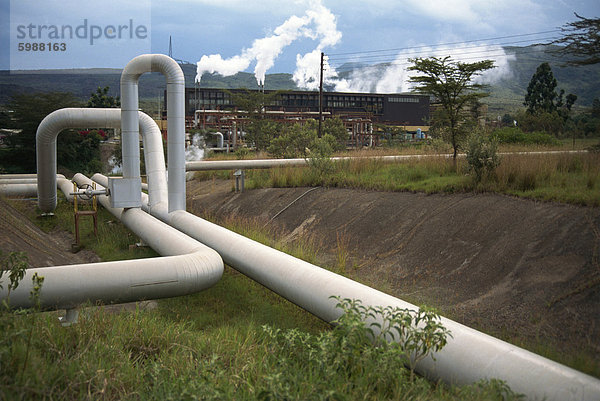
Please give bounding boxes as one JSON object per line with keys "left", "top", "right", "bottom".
{"left": 0, "top": 177, "right": 77, "bottom": 202}
{"left": 36, "top": 108, "right": 167, "bottom": 213}
{"left": 186, "top": 151, "right": 588, "bottom": 171}
{"left": 121, "top": 54, "right": 185, "bottom": 212}
{"left": 164, "top": 209, "right": 600, "bottom": 401}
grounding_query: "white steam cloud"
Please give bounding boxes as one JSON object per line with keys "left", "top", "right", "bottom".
{"left": 196, "top": 0, "right": 341, "bottom": 86}
{"left": 331, "top": 44, "right": 515, "bottom": 93}
{"left": 196, "top": 1, "right": 514, "bottom": 92}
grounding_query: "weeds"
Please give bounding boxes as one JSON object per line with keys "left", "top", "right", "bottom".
{"left": 0, "top": 200, "right": 526, "bottom": 399}
{"left": 231, "top": 151, "right": 600, "bottom": 206}
{"left": 0, "top": 250, "right": 29, "bottom": 303}
{"left": 258, "top": 297, "right": 519, "bottom": 400}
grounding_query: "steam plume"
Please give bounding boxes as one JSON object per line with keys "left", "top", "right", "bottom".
{"left": 196, "top": 0, "right": 341, "bottom": 86}
{"left": 195, "top": 1, "right": 513, "bottom": 92}
{"left": 329, "top": 44, "right": 515, "bottom": 93}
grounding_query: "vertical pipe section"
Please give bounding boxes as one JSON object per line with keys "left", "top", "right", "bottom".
{"left": 120, "top": 54, "right": 186, "bottom": 213}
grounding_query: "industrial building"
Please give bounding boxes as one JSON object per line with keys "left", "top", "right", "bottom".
{"left": 164, "top": 88, "right": 430, "bottom": 147}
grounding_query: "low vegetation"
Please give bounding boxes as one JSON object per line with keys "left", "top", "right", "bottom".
{"left": 0, "top": 198, "right": 526, "bottom": 400}
{"left": 218, "top": 149, "right": 599, "bottom": 206}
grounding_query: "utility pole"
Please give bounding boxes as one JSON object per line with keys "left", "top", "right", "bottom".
{"left": 318, "top": 51, "right": 324, "bottom": 137}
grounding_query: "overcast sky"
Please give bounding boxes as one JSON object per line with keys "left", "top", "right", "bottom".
{"left": 1, "top": 0, "right": 598, "bottom": 76}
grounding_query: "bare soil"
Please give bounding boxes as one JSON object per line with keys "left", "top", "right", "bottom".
{"left": 188, "top": 179, "right": 600, "bottom": 369}
{"left": 0, "top": 197, "right": 155, "bottom": 312}
{"left": 0, "top": 197, "right": 100, "bottom": 267}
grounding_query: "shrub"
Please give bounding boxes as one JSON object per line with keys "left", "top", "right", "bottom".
{"left": 492, "top": 127, "right": 560, "bottom": 146}
{"left": 466, "top": 134, "right": 500, "bottom": 183}
{"left": 258, "top": 297, "right": 452, "bottom": 399}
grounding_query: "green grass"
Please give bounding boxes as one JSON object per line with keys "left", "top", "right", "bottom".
{"left": 0, "top": 276, "right": 523, "bottom": 400}
{"left": 0, "top": 198, "right": 526, "bottom": 400}
{"left": 10, "top": 197, "right": 158, "bottom": 261}
{"left": 232, "top": 151, "right": 600, "bottom": 206}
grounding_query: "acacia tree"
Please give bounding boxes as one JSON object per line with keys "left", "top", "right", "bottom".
{"left": 553, "top": 13, "right": 600, "bottom": 66}
{"left": 408, "top": 56, "right": 495, "bottom": 161}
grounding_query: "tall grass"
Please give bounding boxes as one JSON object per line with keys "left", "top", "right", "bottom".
{"left": 492, "top": 153, "right": 600, "bottom": 205}
{"left": 236, "top": 152, "right": 600, "bottom": 206}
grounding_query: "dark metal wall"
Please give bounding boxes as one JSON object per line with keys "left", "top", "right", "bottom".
{"left": 172, "top": 88, "right": 429, "bottom": 126}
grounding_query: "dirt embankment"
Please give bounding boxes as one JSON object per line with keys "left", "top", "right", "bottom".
{"left": 0, "top": 198, "right": 100, "bottom": 267}
{"left": 189, "top": 180, "right": 600, "bottom": 365}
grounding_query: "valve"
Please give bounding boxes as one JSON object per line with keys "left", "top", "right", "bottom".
{"left": 70, "top": 183, "right": 109, "bottom": 200}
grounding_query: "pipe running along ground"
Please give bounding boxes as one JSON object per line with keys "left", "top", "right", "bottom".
{"left": 0, "top": 172, "right": 223, "bottom": 313}
{"left": 86, "top": 171, "right": 600, "bottom": 401}
{"left": 185, "top": 150, "right": 588, "bottom": 171}
{"left": 0, "top": 179, "right": 72, "bottom": 199}
{"left": 0, "top": 174, "right": 69, "bottom": 199}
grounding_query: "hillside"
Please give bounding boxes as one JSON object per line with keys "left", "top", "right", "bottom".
{"left": 0, "top": 45, "right": 598, "bottom": 114}
{"left": 0, "top": 64, "right": 298, "bottom": 104}
{"left": 487, "top": 45, "right": 600, "bottom": 113}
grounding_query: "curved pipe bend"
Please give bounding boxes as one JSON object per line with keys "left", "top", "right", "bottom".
{"left": 36, "top": 108, "right": 167, "bottom": 213}
{"left": 121, "top": 54, "right": 185, "bottom": 213}
{"left": 1, "top": 173, "right": 223, "bottom": 311}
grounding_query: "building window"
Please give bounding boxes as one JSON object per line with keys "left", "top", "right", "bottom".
{"left": 388, "top": 97, "right": 420, "bottom": 103}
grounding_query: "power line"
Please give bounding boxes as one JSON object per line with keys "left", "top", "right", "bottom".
{"left": 330, "top": 47, "right": 552, "bottom": 74}
{"left": 327, "top": 36, "right": 560, "bottom": 64}
{"left": 327, "top": 29, "right": 561, "bottom": 57}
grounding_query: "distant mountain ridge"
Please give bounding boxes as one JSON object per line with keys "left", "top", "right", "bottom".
{"left": 1, "top": 45, "right": 598, "bottom": 114}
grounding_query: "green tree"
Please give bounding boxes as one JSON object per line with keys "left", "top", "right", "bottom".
{"left": 524, "top": 63, "right": 578, "bottom": 119}
{"left": 268, "top": 121, "right": 318, "bottom": 159}
{"left": 1, "top": 93, "right": 81, "bottom": 173}
{"left": 246, "top": 119, "right": 281, "bottom": 152}
{"left": 227, "top": 89, "right": 282, "bottom": 151}
{"left": 87, "top": 86, "right": 120, "bottom": 108}
{"left": 523, "top": 62, "right": 559, "bottom": 114}
{"left": 552, "top": 14, "right": 600, "bottom": 66}
{"left": 322, "top": 117, "right": 348, "bottom": 151}
{"left": 56, "top": 130, "right": 104, "bottom": 174}
{"left": 408, "top": 56, "right": 495, "bottom": 161}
